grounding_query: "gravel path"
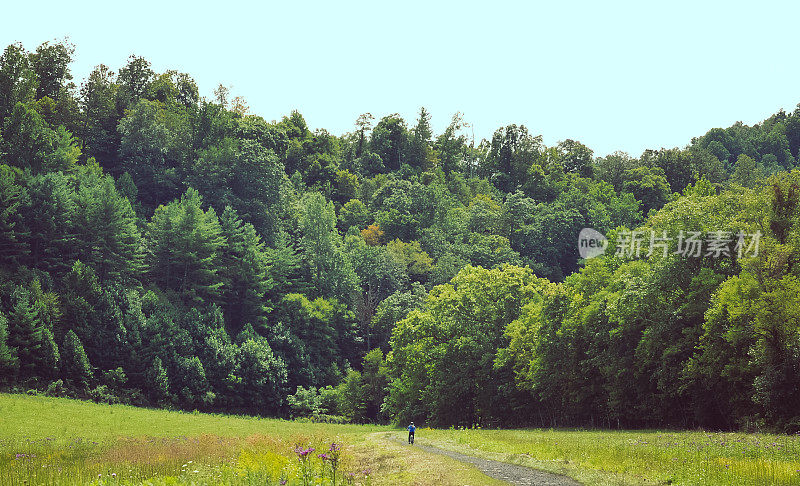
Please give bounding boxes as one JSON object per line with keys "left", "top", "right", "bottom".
{"left": 395, "top": 437, "right": 582, "bottom": 486}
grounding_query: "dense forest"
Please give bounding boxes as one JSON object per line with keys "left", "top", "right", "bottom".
{"left": 2, "top": 40, "right": 800, "bottom": 431}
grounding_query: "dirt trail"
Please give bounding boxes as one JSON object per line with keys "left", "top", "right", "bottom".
{"left": 388, "top": 435, "right": 582, "bottom": 486}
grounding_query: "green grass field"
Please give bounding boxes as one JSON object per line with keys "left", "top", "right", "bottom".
{"left": 3, "top": 393, "right": 800, "bottom": 485}
{"left": 0, "top": 393, "right": 503, "bottom": 486}
{"left": 418, "top": 427, "right": 800, "bottom": 485}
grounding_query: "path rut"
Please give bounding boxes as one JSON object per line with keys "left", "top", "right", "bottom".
{"left": 391, "top": 435, "right": 582, "bottom": 486}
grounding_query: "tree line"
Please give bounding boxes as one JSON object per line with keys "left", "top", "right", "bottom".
{"left": 1, "top": 40, "right": 800, "bottom": 430}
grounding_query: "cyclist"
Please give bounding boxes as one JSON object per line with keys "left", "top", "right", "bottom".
{"left": 407, "top": 422, "right": 416, "bottom": 444}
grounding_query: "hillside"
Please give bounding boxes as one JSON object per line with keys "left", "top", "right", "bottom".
{"left": 1, "top": 40, "right": 800, "bottom": 430}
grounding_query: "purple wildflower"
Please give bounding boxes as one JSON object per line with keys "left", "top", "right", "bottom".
{"left": 294, "top": 446, "right": 315, "bottom": 458}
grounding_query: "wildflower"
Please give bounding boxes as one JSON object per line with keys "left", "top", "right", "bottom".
{"left": 112, "top": 473, "right": 117, "bottom": 477}
{"left": 325, "top": 443, "right": 343, "bottom": 485}
{"left": 295, "top": 445, "right": 316, "bottom": 486}
{"left": 294, "top": 446, "right": 315, "bottom": 459}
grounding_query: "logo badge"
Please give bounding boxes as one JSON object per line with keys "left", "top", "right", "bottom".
{"left": 578, "top": 228, "right": 607, "bottom": 259}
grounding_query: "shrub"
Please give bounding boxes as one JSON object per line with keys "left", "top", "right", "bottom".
{"left": 89, "top": 384, "right": 119, "bottom": 404}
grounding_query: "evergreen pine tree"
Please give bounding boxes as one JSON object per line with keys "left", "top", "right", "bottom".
{"left": 61, "top": 261, "right": 127, "bottom": 372}
{"left": 45, "top": 125, "right": 80, "bottom": 173}
{"left": 147, "top": 356, "right": 170, "bottom": 402}
{"left": 62, "top": 329, "right": 93, "bottom": 386}
{"left": 72, "top": 166, "right": 144, "bottom": 282}
{"left": 40, "top": 327, "right": 60, "bottom": 379}
{"left": 408, "top": 107, "right": 433, "bottom": 168}
{"left": 0, "top": 165, "right": 28, "bottom": 265}
{"left": 23, "top": 173, "right": 75, "bottom": 274}
{"left": 218, "top": 206, "right": 272, "bottom": 333}
{"left": 8, "top": 286, "right": 45, "bottom": 378}
{"left": 147, "top": 188, "right": 225, "bottom": 305}
{"left": 0, "top": 312, "right": 19, "bottom": 381}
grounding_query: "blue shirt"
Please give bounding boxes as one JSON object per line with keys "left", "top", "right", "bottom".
{"left": 408, "top": 425, "right": 416, "bottom": 433}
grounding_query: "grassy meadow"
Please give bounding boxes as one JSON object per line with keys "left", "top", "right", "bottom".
{"left": 0, "top": 394, "right": 503, "bottom": 486}
{"left": 4, "top": 393, "right": 800, "bottom": 485}
{"left": 417, "top": 427, "right": 800, "bottom": 486}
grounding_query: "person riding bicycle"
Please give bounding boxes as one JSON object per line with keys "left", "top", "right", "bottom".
{"left": 407, "top": 422, "right": 416, "bottom": 444}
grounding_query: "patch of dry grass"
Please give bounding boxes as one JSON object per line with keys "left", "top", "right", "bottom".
{"left": 355, "top": 433, "right": 507, "bottom": 486}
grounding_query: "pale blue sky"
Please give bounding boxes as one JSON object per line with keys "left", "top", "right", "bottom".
{"left": 3, "top": 0, "right": 799, "bottom": 156}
